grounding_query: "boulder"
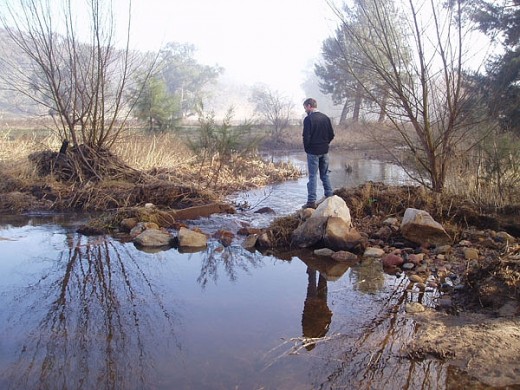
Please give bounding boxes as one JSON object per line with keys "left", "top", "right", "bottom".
{"left": 312, "top": 195, "right": 352, "bottom": 227}
{"left": 323, "top": 217, "right": 363, "bottom": 251}
{"left": 177, "top": 227, "right": 207, "bottom": 248}
{"left": 134, "top": 229, "right": 173, "bottom": 248}
{"left": 400, "top": 208, "right": 451, "bottom": 245}
{"left": 291, "top": 216, "right": 328, "bottom": 248}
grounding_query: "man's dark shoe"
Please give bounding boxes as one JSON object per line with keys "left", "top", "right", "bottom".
{"left": 302, "top": 202, "right": 317, "bottom": 209}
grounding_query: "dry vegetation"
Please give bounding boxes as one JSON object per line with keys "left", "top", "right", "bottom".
{"left": 0, "top": 128, "right": 301, "bottom": 213}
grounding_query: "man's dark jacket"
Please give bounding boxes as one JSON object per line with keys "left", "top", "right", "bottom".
{"left": 302, "top": 111, "right": 335, "bottom": 155}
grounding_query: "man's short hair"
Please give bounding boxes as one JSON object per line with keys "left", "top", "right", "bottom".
{"left": 303, "top": 98, "right": 317, "bottom": 108}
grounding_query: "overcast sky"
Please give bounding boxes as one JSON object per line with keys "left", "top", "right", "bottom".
{"left": 129, "top": 0, "right": 339, "bottom": 101}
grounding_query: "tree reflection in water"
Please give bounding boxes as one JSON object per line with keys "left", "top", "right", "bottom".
{"left": 196, "top": 242, "right": 265, "bottom": 288}
{"left": 2, "top": 233, "right": 179, "bottom": 390}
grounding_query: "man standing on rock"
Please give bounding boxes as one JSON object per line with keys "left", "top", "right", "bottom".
{"left": 302, "top": 98, "right": 335, "bottom": 209}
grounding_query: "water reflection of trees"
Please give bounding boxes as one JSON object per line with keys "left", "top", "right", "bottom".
{"left": 3, "top": 234, "right": 178, "bottom": 390}
{"left": 196, "top": 243, "right": 265, "bottom": 288}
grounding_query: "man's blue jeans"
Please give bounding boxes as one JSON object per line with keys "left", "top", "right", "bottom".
{"left": 306, "top": 153, "right": 333, "bottom": 203}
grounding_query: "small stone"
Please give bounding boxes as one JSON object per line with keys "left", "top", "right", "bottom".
{"left": 405, "top": 302, "right": 425, "bottom": 313}
{"left": 408, "top": 253, "right": 424, "bottom": 264}
{"left": 314, "top": 248, "right": 335, "bottom": 257}
{"left": 364, "top": 247, "right": 385, "bottom": 258}
{"left": 496, "top": 231, "right": 516, "bottom": 243}
{"left": 436, "top": 245, "right": 452, "bottom": 254}
{"left": 382, "top": 253, "right": 404, "bottom": 268}
{"left": 242, "top": 234, "right": 258, "bottom": 250}
{"left": 383, "top": 217, "right": 399, "bottom": 226}
{"left": 402, "top": 262, "right": 415, "bottom": 270}
{"left": 463, "top": 247, "right": 479, "bottom": 260}
{"left": 409, "top": 274, "right": 425, "bottom": 284}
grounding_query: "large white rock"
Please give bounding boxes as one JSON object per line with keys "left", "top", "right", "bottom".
{"left": 312, "top": 195, "right": 352, "bottom": 227}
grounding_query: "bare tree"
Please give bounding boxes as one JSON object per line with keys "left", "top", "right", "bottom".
{"left": 0, "top": 0, "right": 152, "bottom": 180}
{"left": 328, "top": 0, "right": 487, "bottom": 192}
{"left": 250, "top": 85, "right": 294, "bottom": 142}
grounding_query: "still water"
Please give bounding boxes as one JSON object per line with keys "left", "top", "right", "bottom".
{"left": 0, "top": 152, "right": 449, "bottom": 389}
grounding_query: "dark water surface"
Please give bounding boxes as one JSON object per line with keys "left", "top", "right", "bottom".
{"left": 0, "top": 152, "right": 456, "bottom": 389}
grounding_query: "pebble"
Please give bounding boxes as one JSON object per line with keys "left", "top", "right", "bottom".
{"left": 364, "top": 247, "right": 385, "bottom": 258}
{"left": 402, "top": 262, "right": 415, "bottom": 270}
{"left": 409, "top": 274, "right": 424, "bottom": 284}
{"left": 463, "top": 247, "right": 479, "bottom": 260}
{"left": 405, "top": 302, "right": 426, "bottom": 313}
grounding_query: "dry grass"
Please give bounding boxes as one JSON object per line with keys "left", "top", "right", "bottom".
{"left": 0, "top": 128, "right": 302, "bottom": 211}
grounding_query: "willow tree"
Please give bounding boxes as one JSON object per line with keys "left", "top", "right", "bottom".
{"left": 0, "top": 0, "right": 151, "bottom": 180}
{"left": 328, "top": 0, "right": 484, "bottom": 192}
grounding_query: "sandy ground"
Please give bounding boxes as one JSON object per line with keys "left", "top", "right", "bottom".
{"left": 407, "top": 308, "right": 520, "bottom": 388}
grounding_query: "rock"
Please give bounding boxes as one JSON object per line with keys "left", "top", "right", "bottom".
{"left": 374, "top": 225, "right": 393, "bottom": 240}
{"left": 409, "top": 274, "right": 425, "bottom": 284}
{"left": 213, "top": 230, "right": 234, "bottom": 247}
{"left": 257, "top": 232, "right": 272, "bottom": 248}
{"left": 400, "top": 208, "right": 451, "bottom": 245}
{"left": 291, "top": 216, "right": 328, "bottom": 248}
{"left": 177, "top": 227, "right": 207, "bottom": 248}
{"left": 130, "top": 222, "right": 160, "bottom": 237}
{"left": 408, "top": 253, "right": 424, "bottom": 265}
{"left": 314, "top": 248, "right": 335, "bottom": 257}
{"left": 120, "top": 217, "right": 138, "bottom": 232}
{"left": 496, "top": 231, "right": 516, "bottom": 243}
{"left": 174, "top": 203, "right": 236, "bottom": 220}
{"left": 331, "top": 250, "right": 358, "bottom": 262}
{"left": 402, "top": 262, "right": 415, "bottom": 270}
{"left": 323, "top": 217, "right": 364, "bottom": 251}
{"left": 435, "top": 245, "right": 452, "bottom": 254}
{"left": 299, "top": 208, "right": 314, "bottom": 221}
{"left": 134, "top": 229, "right": 173, "bottom": 247}
{"left": 405, "top": 302, "right": 425, "bottom": 313}
{"left": 312, "top": 195, "right": 352, "bottom": 227}
{"left": 254, "top": 206, "right": 275, "bottom": 214}
{"left": 363, "top": 247, "right": 385, "bottom": 258}
{"left": 383, "top": 217, "right": 399, "bottom": 226}
{"left": 463, "top": 247, "right": 479, "bottom": 260}
{"left": 242, "top": 234, "right": 258, "bottom": 250}
{"left": 382, "top": 253, "right": 404, "bottom": 268}
{"left": 237, "top": 227, "right": 263, "bottom": 236}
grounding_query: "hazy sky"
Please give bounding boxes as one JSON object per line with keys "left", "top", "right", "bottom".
{"left": 129, "top": 0, "right": 339, "bottom": 101}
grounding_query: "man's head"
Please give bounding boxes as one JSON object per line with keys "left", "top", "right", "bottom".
{"left": 303, "top": 98, "right": 317, "bottom": 114}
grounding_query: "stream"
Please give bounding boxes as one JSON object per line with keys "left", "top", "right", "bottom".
{"left": 0, "top": 151, "right": 462, "bottom": 389}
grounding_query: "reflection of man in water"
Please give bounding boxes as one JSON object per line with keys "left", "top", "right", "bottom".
{"left": 301, "top": 267, "right": 333, "bottom": 351}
